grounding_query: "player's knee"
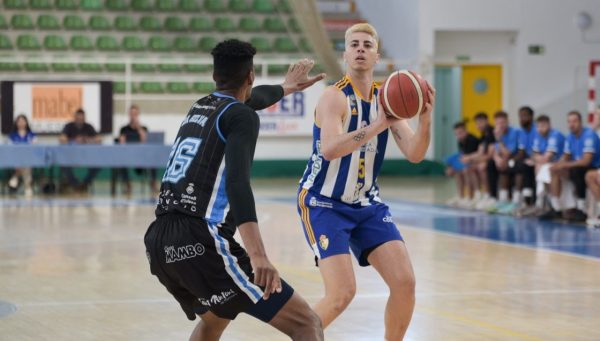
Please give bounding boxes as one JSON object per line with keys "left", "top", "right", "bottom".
{"left": 290, "top": 310, "right": 323, "bottom": 340}
{"left": 327, "top": 285, "right": 356, "bottom": 314}
{"left": 585, "top": 170, "right": 596, "bottom": 185}
{"left": 388, "top": 271, "right": 416, "bottom": 298}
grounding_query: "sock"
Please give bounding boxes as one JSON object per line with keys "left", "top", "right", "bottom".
{"left": 536, "top": 193, "right": 545, "bottom": 208}
{"left": 512, "top": 190, "right": 521, "bottom": 204}
{"left": 550, "top": 196, "right": 561, "bottom": 211}
{"left": 576, "top": 199, "right": 586, "bottom": 211}
{"left": 499, "top": 189, "right": 509, "bottom": 202}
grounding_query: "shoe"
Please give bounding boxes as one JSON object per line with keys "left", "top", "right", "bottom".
{"left": 8, "top": 176, "right": 19, "bottom": 189}
{"left": 563, "top": 209, "right": 587, "bottom": 223}
{"left": 475, "top": 197, "right": 496, "bottom": 210}
{"left": 458, "top": 198, "right": 475, "bottom": 209}
{"left": 586, "top": 216, "right": 600, "bottom": 227}
{"left": 497, "top": 202, "right": 518, "bottom": 215}
{"left": 538, "top": 208, "right": 562, "bottom": 220}
{"left": 446, "top": 196, "right": 462, "bottom": 207}
{"left": 515, "top": 205, "right": 539, "bottom": 217}
{"left": 24, "top": 187, "right": 33, "bottom": 197}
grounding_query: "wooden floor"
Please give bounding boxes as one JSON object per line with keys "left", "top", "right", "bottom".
{"left": 1, "top": 178, "right": 599, "bottom": 341}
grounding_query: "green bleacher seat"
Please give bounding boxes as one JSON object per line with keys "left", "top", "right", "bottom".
{"left": 37, "top": 15, "right": 60, "bottom": 30}
{"left": 268, "top": 64, "right": 288, "bottom": 74}
{"left": 299, "top": 38, "right": 311, "bottom": 52}
{"left": 89, "top": 15, "right": 111, "bottom": 30}
{"left": 3, "top": 0, "right": 27, "bottom": 9}
{"left": 106, "top": 0, "right": 128, "bottom": 11}
{"left": 16, "top": 34, "right": 41, "bottom": 50}
{"left": 0, "top": 16, "right": 7, "bottom": 29}
{"left": 55, "top": 0, "right": 78, "bottom": 10}
{"left": 167, "top": 82, "right": 190, "bottom": 93}
{"left": 253, "top": 0, "right": 274, "bottom": 13}
{"left": 30, "top": 0, "right": 51, "bottom": 9}
{"left": 105, "top": 63, "right": 125, "bottom": 72}
{"left": 115, "top": 16, "right": 137, "bottom": 31}
{"left": 44, "top": 35, "right": 68, "bottom": 50}
{"left": 80, "top": 0, "right": 103, "bottom": 10}
{"left": 64, "top": 15, "right": 86, "bottom": 30}
{"left": 179, "top": 0, "right": 199, "bottom": 11}
{"left": 52, "top": 63, "right": 77, "bottom": 72}
{"left": 0, "top": 35, "right": 13, "bottom": 49}
{"left": 165, "top": 16, "right": 186, "bottom": 31}
{"left": 204, "top": 0, "right": 225, "bottom": 12}
{"left": 215, "top": 17, "right": 235, "bottom": 32}
{"left": 140, "top": 82, "right": 164, "bottom": 93}
{"left": 158, "top": 63, "right": 181, "bottom": 72}
{"left": 11, "top": 14, "right": 34, "bottom": 30}
{"left": 189, "top": 17, "right": 211, "bottom": 32}
{"left": 113, "top": 82, "right": 138, "bottom": 93}
{"left": 263, "top": 17, "right": 286, "bottom": 33}
{"left": 122, "top": 36, "right": 145, "bottom": 51}
{"left": 140, "top": 16, "right": 161, "bottom": 31}
{"left": 79, "top": 63, "right": 103, "bottom": 72}
{"left": 0, "top": 62, "right": 21, "bottom": 71}
{"left": 185, "top": 64, "right": 211, "bottom": 73}
{"left": 148, "top": 36, "right": 170, "bottom": 52}
{"left": 278, "top": 0, "right": 291, "bottom": 13}
{"left": 193, "top": 82, "right": 215, "bottom": 93}
{"left": 174, "top": 36, "right": 196, "bottom": 52}
{"left": 288, "top": 18, "right": 301, "bottom": 33}
{"left": 96, "top": 35, "right": 119, "bottom": 51}
{"left": 24, "top": 63, "right": 48, "bottom": 72}
{"left": 250, "top": 37, "right": 270, "bottom": 52}
{"left": 274, "top": 37, "right": 297, "bottom": 52}
{"left": 156, "top": 0, "right": 177, "bottom": 11}
{"left": 239, "top": 17, "right": 261, "bottom": 32}
{"left": 229, "top": 0, "right": 249, "bottom": 12}
{"left": 132, "top": 63, "right": 155, "bottom": 72}
{"left": 131, "top": 0, "right": 153, "bottom": 11}
{"left": 199, "top": 36, "right": 217, "bottom": 52}
{"left": 70, "top": 35, "right": 94, "bottom": 50}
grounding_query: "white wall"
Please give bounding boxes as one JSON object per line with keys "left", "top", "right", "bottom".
{"left": 419, "top": 0, "right": 600, "bottom": 133}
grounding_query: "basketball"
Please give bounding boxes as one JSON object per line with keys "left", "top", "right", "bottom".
{"left": 380, "top": 70, "right": 430, "bottom": 119}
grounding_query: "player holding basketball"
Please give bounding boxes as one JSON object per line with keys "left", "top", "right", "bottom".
{"left": 297, "top": 23, "right": 435, "bottom": 340}
{"left": 145, "top": 40, "right": 325, "bottom": 340}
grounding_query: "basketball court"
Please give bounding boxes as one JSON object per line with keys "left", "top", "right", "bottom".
{"left": 1, "top": 177, "right": 599, "bottom": 340}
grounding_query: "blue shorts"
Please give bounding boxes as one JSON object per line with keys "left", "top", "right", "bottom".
{"left": 445, "top": 152, "right": 465, "bottom": 171}
{"left": 297, "top": 189, "right": 403, "bottom": 267}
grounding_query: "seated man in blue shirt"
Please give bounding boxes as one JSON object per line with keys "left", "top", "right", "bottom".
{"left": 445, "top": 121, "right": 481, "bottom": 207}
{"left": 511, "top": 106, "right": 537, "bottom": 213}
{"left": 530, "top": 115, "right": 564, "bottom": 215}
{"left": 542, "top": 111, "right": 600, "bottom": 222}
{"left": 488, "top": 111, "right": 520, "bottom": 212}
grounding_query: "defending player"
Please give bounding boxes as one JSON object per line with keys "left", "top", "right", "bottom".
{"left": 145, "top": 40, "right": 325, "bottom": 341}
{"left": 297, "top": 23, "right": 435, "bottom": 340}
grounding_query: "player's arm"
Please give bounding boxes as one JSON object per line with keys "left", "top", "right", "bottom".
{"left": 245, "top": 59, "right": 326, "bottom": 110}
{"left": 563, "top": 152, "right": 594, "bottom": 168}
{"left": 389, "top": 86, "right": 435, "bottom": 163}
{"left": 221, "top": 105, "right": 281, "bottom": 299}
{"left": 319, "top": 87, "right": 393, "bottom": 161}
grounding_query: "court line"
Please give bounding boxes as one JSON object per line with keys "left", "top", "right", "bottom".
{"left": 414, "top": 305, "right": 544, "bottom": 341}
{"left": 399, "top": 224, "right": 600, "bottom": 263}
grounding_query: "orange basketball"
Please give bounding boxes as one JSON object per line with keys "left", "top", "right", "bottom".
{"left": 380, "top": 70, "right": 430, "bottom": 119}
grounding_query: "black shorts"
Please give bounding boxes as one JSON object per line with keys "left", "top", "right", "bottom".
{"left": 144, "top": 213, "right": 294, "bottom": 322}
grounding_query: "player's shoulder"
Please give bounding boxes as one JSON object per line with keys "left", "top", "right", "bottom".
{"left": 225, "top": 102, "right": 259, "bottom": 123}
{"left": 319, "top": 85, "right": 347, "bottom": 105}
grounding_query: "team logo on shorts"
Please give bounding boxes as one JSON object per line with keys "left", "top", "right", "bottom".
{"left": 186, "top": 183, "right": 195, "bottom": 194}
{"left": 383, "top": 215, "right": 394, "bottom": 223}
{"left": 164, "top": 243, "right": 205, "bottom": 263}
{"left": 319, "top": 235, "right": 329, "bottom": 250}
{"left": 198, "top": 289, "right": 237, "bottom": 307}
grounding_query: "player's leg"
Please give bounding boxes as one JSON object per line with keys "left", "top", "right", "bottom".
{"left": 540, "top": 167, "right": 565, "bottom": 219}
{"left": 368, "top": 240, "right": 415, "bottom": 341}
{"left": 312, "top": 254, "right": 356, "bottom": 327}
{"left": 486, "top": 158, "right": 499, "bottom": 199}
{"left": 267, "top": 292, "right": 324, "bottom": 341}
{"left": 566, "top": 167, "right": 589, "bottom": 221}
{"left": 190, "top": 311, "right": 230, "bottom": 341}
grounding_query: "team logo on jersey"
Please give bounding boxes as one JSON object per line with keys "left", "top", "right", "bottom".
{"left": 164, "top": 243, "right": 205, "bottom": 263}
{"left": 186, "top": 183, "right": 195, "bottom": 194}
{"left": 319, "top": 235, "right": 329, "bottom": 250}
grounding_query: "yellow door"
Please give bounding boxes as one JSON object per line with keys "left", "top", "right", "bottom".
{"left": 461, "top": 65, "right": 502, "bottom": 136}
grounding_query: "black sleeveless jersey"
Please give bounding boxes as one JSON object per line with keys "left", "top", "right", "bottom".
{"left": 156, "top": 92, "right": 240, "bottom": 224}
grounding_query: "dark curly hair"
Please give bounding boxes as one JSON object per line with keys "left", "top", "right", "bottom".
{"left": 211, "top": 39, "right": 256, "bottom": 91}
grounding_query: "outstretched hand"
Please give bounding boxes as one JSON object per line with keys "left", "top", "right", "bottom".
{"left": 281, "top": 59, "right": 326, "bottom": 96}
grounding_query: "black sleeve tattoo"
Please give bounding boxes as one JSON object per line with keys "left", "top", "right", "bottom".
{"left": 353, "top": 130, "right": 366, "bottom": 142}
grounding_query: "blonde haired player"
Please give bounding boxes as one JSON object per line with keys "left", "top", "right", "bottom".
{"left": 297, "top": 23, "right": 435, "bottom": 339}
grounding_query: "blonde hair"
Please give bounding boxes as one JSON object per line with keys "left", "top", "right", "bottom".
{"left": 344, "top": 23, "right": 379, "bottom": 49}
